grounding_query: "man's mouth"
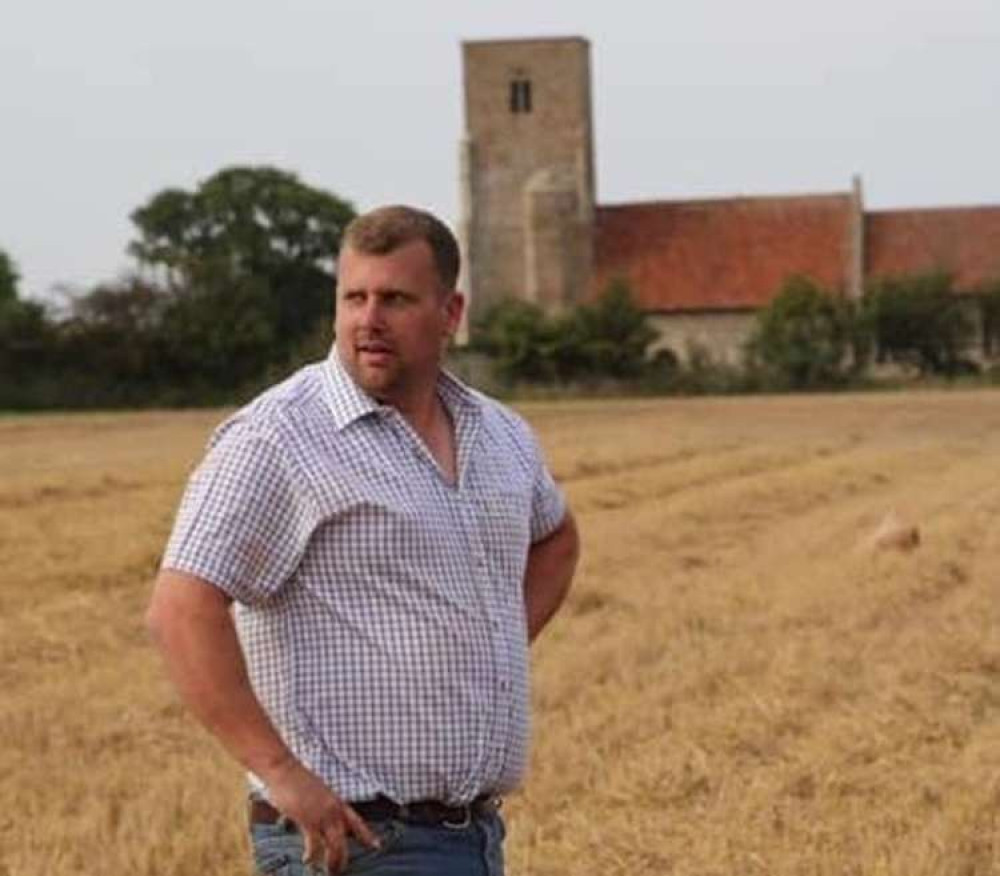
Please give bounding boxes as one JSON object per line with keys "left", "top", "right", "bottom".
{"left": 356, "top": 341, "right": 394, "bottom": 363}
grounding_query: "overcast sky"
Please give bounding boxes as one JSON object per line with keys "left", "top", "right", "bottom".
{"left": 1, "top": 0, "right": 997, "bottom": 301}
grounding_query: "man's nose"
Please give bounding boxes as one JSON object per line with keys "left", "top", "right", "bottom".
{"left": 358, "top": 297, "right": 386, "bottom": 328}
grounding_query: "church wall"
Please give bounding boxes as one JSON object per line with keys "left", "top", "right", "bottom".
{"left": 461, "top": 38, "right": 595, "bottom": 326}
{"left": 648, "top": 311, "right": 758, "bottom": 365}
{"left": 459, "top": 36, "right": 1000, "bottom": 365}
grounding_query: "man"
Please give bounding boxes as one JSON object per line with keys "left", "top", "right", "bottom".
{"left": 147, "top": 205, "right": 580, "bottom": 875}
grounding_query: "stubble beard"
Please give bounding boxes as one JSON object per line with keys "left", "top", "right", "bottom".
{"left": 349, "top": 353, "right": 401, "bottom": 402}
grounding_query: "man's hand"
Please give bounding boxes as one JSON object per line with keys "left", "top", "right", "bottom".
{"left": 264, "top": 758, "right": 381, "bottom": 874}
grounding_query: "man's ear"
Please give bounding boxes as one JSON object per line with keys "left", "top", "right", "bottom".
{"left": 444, "top": 291, "right": 465, "bottom": 336}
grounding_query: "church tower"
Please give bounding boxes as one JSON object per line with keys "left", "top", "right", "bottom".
{"left": 459, "top": 37, "right": 596, "bottom": 331}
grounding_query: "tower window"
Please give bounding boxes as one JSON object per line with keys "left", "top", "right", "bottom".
{"left": 509, "top": 78, "right": 532, "bottom": 114}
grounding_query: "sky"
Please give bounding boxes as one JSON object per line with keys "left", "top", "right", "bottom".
{"left": 1, "top": 0, "right": 997, "bottom": 301}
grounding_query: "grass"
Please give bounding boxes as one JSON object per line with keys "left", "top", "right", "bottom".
{"left": 1, "top": 391, "right": 998, "bottom": 874}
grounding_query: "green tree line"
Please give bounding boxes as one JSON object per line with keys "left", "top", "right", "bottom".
{"left": 476, "top": 272, "right": 1000, "bottom": 394}
{"left": 0, "top": 166, "right": 354, "bottom": 409}
{"left": 3, "top": 162, "right": 1000, "bottom": 407}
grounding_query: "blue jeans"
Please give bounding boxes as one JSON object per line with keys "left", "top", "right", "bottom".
{"left": 250, "top": 811, "right": 506, "bottom": 876}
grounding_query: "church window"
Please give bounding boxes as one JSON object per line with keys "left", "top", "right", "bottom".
{"left": 509, "top": 78, "right": 533, "bottom": 114}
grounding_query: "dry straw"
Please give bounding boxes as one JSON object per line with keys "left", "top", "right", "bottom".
{"left": 1, "top": 392, "right": 998, "bottom": 874}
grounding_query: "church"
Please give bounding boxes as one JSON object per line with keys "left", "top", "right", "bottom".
{"left": 457, "top": 37, "right": 1000, "bottom": 361}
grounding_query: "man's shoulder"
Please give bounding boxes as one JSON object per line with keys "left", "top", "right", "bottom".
{"left": 211, "top": 362, "right": 329, "bottom": 451}
{"left": 462, "top": 386, "right": 529, "bottom": 435}
{"left": 462, "top": 386, "right": 541, "bottom": 460}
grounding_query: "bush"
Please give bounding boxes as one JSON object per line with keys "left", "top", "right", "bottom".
{"left": 472, "top": 298, "right": 562, "bottom": 383}
{"left": 0, "top": 248, "right": 19, "bottom": 306}
{"left": 746, "top": 276, "right": 861, "bottom": 390}
{"left": 474, "top": 280, "right": 656, "bottom": 386}
{"left": 978, "top": 278, "right": 1000, "bottom": 357}
{"left": 555, "top": 279, "right": 658, "bottom": 381}
{"left": 868, "top": 272, "right": 974, "bottom": 375}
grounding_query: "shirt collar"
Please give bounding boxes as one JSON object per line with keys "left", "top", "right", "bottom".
{"left": 321, "top": 347, "right": 480, "bottom": 432}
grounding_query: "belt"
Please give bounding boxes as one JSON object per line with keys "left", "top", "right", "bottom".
{"left": 249, "top": 793, "right": 498, "bottom": 833}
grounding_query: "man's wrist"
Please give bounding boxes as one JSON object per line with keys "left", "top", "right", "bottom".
{"left": 251, "top": 747, "right": 302, "bottom": 785}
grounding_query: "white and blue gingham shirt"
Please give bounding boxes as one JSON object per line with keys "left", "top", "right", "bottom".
{"left": 162, "top": 350, "right": 566, "bottom": 805}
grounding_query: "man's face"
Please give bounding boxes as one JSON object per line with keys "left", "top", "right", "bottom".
{"left": 334, "top": 240, "right": 464, "bottom": 407}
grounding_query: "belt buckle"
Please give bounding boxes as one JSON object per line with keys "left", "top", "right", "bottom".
{"left": 441, "top": 804, "right": 472, "bottom": 830}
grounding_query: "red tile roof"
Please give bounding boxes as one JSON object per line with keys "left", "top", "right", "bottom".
{"left": 866, "top": 206, "right": 1000, "bottom": 291}
{"left": 593, "top": 194, "right": 853, "bottom": 312}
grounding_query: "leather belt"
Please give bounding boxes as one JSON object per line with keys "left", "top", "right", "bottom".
{"left": 249, "top": 793, "right": 498, "bottom": 833}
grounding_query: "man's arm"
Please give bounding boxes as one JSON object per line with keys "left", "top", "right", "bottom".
{"left": 146, "top": 570, "right": 378, "bottom": 873}
{"left": 523, "top": 510, "right": 580, "bottom": 641}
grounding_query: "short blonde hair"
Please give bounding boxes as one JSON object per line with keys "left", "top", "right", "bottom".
{"left": 341, "top": 205, "right": 460, "bottom": 289}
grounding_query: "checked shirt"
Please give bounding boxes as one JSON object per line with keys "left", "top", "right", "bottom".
{"left": 162, "top": 350, "right": 566, "bottom": 805}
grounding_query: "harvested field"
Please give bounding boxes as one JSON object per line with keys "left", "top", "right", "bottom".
{"left": 1, "top": 391, "right": 999, "bottom": 875}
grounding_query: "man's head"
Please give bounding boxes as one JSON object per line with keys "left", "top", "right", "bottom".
{"left": 340, "top": 205, "right": 461, "bottom": 290}
{"left": 334, "top": 205, "right": 464, "bottom": 410}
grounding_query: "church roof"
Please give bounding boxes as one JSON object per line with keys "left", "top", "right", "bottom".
{"left": 866, "top": 205, "right": 1000, "bottom": 291}
{"left": 593, "top": 193, "right": 854, "bottom": 312}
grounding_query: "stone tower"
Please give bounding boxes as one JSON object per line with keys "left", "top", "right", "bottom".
{"left": 459, "top": 37, "right": 596, "bottom": 331}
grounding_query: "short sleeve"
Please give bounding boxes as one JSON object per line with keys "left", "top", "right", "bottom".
{"left": 161, "top": 432, "right": 319, "bottom": 604}
{"left": 528, "top": 437, "right": 567, "bottom": 544}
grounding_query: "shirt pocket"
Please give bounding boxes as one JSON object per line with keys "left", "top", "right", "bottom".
{"left": 477, "top": 487, "right": 533, "bottom": 588}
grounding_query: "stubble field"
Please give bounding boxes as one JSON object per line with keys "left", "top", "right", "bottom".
{"left": 1, "top": 390, "right": 998, "bottom": 875}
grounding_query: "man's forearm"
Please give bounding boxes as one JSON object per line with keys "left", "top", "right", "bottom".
{"left": 146, "top": 570, "right": 295, "bottom": 782}
{"left": 523, "top": 511, "right": 580, "bottom": 641}
{"left": 147, "top": 570, "right": 380, "bottom": 870}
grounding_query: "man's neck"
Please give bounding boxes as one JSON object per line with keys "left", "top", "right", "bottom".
{"left": 384, "top": 381, "right": 458, "bottom": 485}
{"left": 389, "top": 388, "right": 441, "bottom": 437}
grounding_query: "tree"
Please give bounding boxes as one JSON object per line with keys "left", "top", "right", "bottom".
{"left": 0, "top": 297, "right": 50, "bottom": 371}
{"left": 55, "top": 268, "right": 278, "bottom": 401}
{"left": 977, "top": 277, "right": 1000, "bottom": 357}
{"left": 556, "top": 279, "right": 657, "bottom": 380}
{"left": 747, "top": 275, "right": 859, "bottom": 390}
{"left": 474, "top": 298, "right": 561, "bottom": 383}
{"left": 0, "top": 248, "right": 18, "bottom": 306}
{"left": 129, "top": 166, "right": 355, "bottom": 358}
{"left": 868, "top": 272, "right": 974, "bottom": 375}
{"left": 474, "top": 280, "right": 656, "bottom": 385}
{"left": 57, "top": 275, "right": 169, "bottom": 393}
{"left": 156, "top": 265, "right": 276, "bottom": 391}
{"left": 0, "top": 250, "right": 59, "bottom": 407}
